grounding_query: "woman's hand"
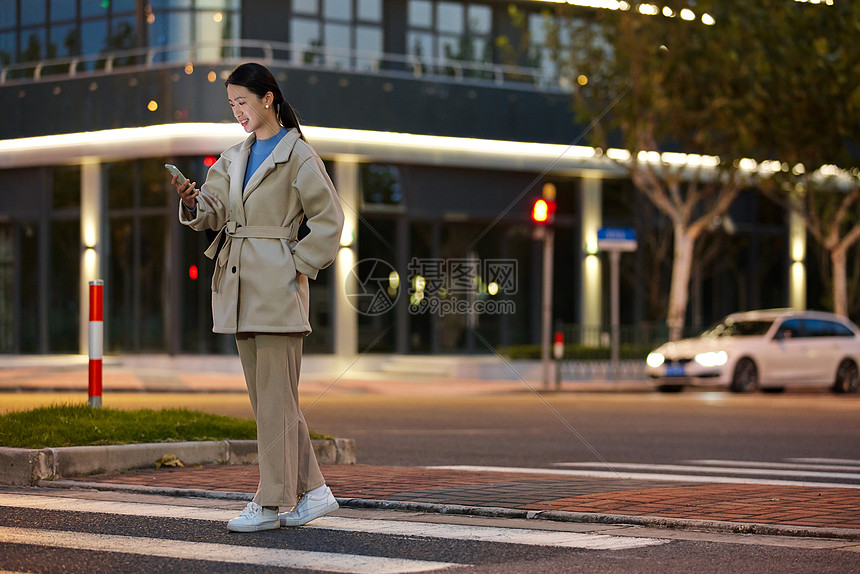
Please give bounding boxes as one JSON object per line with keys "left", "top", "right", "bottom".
{"left": 170, "top": 175, "right": 198, "bottom": 209}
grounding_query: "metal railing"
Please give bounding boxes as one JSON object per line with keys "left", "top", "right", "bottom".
{"left": 552, "top": 323, "right": 679, "bottom": 383}
{"left": 0, "top": 39, "right": 563, "bottom": 91}
{"left": 559, "top": 360, "right": 647, "bottom": 381}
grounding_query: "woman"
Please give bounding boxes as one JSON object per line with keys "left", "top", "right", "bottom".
{"left": 172, "top": 62, "right": 344, "bottom": 532}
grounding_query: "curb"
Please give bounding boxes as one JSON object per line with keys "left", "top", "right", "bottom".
{"left": 35, "top": 480, "right": 860, "bottom": 541}
{"left": 0, "top": 439, "right": 356, "bottom": 486}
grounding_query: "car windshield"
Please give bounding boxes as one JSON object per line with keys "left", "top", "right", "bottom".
{"left": 703, "top": 320, "right": 774, "bottom": 337}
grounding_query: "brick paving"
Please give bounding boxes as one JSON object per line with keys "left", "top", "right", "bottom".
{"left": 74, "top": 463, "right": 860, "bottom": 532}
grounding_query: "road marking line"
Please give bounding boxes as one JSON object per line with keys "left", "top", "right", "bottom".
{"left": 688, "top": 459, "right": 860, "bottom": 472}
{"left": 0, "top": 526, "right": 455, "bottom": 574}
{"left": 426, "top": 465, "right": 860, "bottom": 489}
{"left": 0, "top": 495, "right": 665, "bottom": 550}
{"left": 554, "top": 462, "right": 860, "bottom": 481}
{"left": 788, "top": 458, "right": 860, "bottom": 466}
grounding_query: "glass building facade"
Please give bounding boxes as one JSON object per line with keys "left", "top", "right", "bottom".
{"left": 0, "top": 1, "right": 802, "bottom": 357}
{"left": 0, "top": 1, "right": 241, "bottom": 70}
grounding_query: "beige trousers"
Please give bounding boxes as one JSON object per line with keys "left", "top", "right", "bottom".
{"left": 236, "top": 333, "right": 325, "bottom": 508}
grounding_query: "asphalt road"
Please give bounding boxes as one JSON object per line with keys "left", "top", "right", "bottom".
{"left": 4, "top": 389, "right": 858, "bottom": 469}
{"left": 299, "top": 391, "right": 860, "bottom": 468}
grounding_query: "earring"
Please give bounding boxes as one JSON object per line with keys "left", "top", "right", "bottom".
{"left": 265, "top": 104, "right": 270, "bottom": 109}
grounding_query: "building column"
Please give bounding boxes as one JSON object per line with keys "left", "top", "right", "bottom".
{"left": 333, "top": 159, "right": 359, "bottom": 356}
{"left": 580, "top": 175, "right": 602, "bottom": 346}
{"left": 79, "top": 160, "right": 103, "bottom": 355}
{"left": 789, "top": 209, "right": 806, "bottom": 310}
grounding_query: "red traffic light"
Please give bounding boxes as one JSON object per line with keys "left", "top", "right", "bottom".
{"left": 531, "top": 198, "right": 555, "bottom": 224}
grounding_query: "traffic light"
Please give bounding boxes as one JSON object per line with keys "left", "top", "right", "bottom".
{"left": 532, "top": 182, "right": 557, "bottom": 225}
{"left": 531, "top": 198, "right": 555, "bottom": 224}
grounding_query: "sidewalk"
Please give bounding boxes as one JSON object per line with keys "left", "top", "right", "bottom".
{"left": 57, "top": 462, "right": 860, "bottom": 540}
{"left": 0, "top": 354, "right": 651, "bottom": 395}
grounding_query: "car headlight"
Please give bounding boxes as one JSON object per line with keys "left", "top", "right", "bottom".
{"left": 646, "top": 352, "right": 665, "bottom": 368}
{"left": 694, "top": 351, "right": 728, "bottom": 368}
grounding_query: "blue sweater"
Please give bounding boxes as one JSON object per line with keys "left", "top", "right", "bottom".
{"left": 243, "top": 127, "right": 288, "bottom": 190}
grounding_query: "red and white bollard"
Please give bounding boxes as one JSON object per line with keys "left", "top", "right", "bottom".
{"left": 88, "top": 280, "right": 104, "bottom": 408}
{"left": 553, "top": 331, "right": 564, "bottom": 360}
{"left": 553, "top": 331, "right": 564, "bottom": 390}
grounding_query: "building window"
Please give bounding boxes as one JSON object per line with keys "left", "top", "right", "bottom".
{"left": 104, "top": 157, "right": 173, "bottom": 353}
{"left": 526, "top": 11, "right": 609, "bottom": 89}
{"left": 52, "top": 165, "right": 81, "bottom": 209}
{"left": 148, "top": 0, "right": 241, "bottom": 62}
{"left": 407, "top": 0, "right": 492, "bottom": 76}
{"left": 81, "top": 20, "right": 108, "bottom": 65}
{"left": 20, "top": 29, "right": 46, "bottom": 62}
{"left": 289, "top": 0, "right": 383, "bottom": 71}
{"left": 20, "top": 0, "right": 47, "bottom": 27}
{"left": 49, "top": 218, "right": 80, "bottom": 352}
{"left": 0, "top": 0, "right": 16, "bottom": 31}
{"left": 48, "top": 23, "right": 79, "bottom": 60}
{"left": 361, "top": 164, "right": 403, "bottom": 210}
{"left": 528, "top": 12, "right": 558, "bottom": 83}
{"left": 50, "top": 0, "right": 76, "bottom": 23}
{"left": 0, "top": 30, "right": 13, "bottom": 66}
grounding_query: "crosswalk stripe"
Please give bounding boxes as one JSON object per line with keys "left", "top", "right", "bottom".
{"left": 554, "top": 462, "right": 860, "bottom": 481}
{"left": 689, "top": 459, "right": 860, "bottom": 472}
{"left": 427, "top": 465, "right": 860, "bottom": 489}
{"left": 0, "top": 494, "right": 229, "bottom": 522}
{"left": 788, "top": 458, "right": 860, "bottom": 466}
{"left": 0, "top": 494, "right": 665, "bottom": 551}
{"left": 0, "top": 527, "right": 456, "bottom": 574}
{"left": 309, "top": 517, "right": 666, "bottom": 550}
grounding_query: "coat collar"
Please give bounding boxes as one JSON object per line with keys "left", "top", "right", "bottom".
{"left": 240, "top": 128, "right": 302, "bottom": 201}
{"left": 223, "top": 129, "right": 302, "bottom": 216}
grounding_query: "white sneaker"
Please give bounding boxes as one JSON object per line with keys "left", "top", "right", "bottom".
{"left": 227, "top": 502, "right": 280, "bottom": 532}
{"left": 280, "top": 486, "right": 339, "bottom": 527}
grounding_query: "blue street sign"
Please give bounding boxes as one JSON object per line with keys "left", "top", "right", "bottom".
{"left": 597, "top": 227, "right": 637, "bottom": 252}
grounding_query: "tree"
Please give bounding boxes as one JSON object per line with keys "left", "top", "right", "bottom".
{"left": 535, "top": 2, "right": 760, "bottom": 339}
{"left": 539, "top": 0, "right": 859, "bottom": 336}
{"left": 742, "top": 1, "right": 860, "bottom": 317}
{"left": 763, "top": 175, "right": 860, "bottom": 317}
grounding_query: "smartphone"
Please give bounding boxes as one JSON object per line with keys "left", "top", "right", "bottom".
{"left": 164, "top": 163, "right": 187, "bottom": 184}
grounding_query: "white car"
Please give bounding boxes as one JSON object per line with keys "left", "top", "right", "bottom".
{"left": 645, "top": 309, "right": 860, "bottom": 393}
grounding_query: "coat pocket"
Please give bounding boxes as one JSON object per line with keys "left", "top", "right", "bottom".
{"left": 211, "top": 243, "right": 231, "bottom": 293}
{"left": 283, "top": 239, "right": 310, "bottom": 329}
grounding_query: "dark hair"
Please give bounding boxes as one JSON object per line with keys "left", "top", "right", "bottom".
{"left": 226, "top": 62, "right": 304, "bottom": 140}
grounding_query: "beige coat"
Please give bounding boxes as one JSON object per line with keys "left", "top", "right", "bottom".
{"left": 180, "top": 129, "right": 344, "bottom": 334}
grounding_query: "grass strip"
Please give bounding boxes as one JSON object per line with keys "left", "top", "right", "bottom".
{"left": 0, "top": 403, "right": 331, "bottom": 449}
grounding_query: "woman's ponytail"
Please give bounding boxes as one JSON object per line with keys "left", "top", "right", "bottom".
{"left": 278, "top": 100, "right": 305, "bottom": 141}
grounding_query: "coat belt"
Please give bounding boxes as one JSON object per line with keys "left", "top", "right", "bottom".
{"left": 205, "top": 221, "right": 299, "bottom": 292}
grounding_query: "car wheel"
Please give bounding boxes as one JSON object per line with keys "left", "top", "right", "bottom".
{"left": 730, "top": 358, "right": 758, "bottom": 393}
{"left": 831, "top": 359, "right": 860, "bottom": 394}
{"left": 656, "top": 384, "right": 684, "bottom": 393}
